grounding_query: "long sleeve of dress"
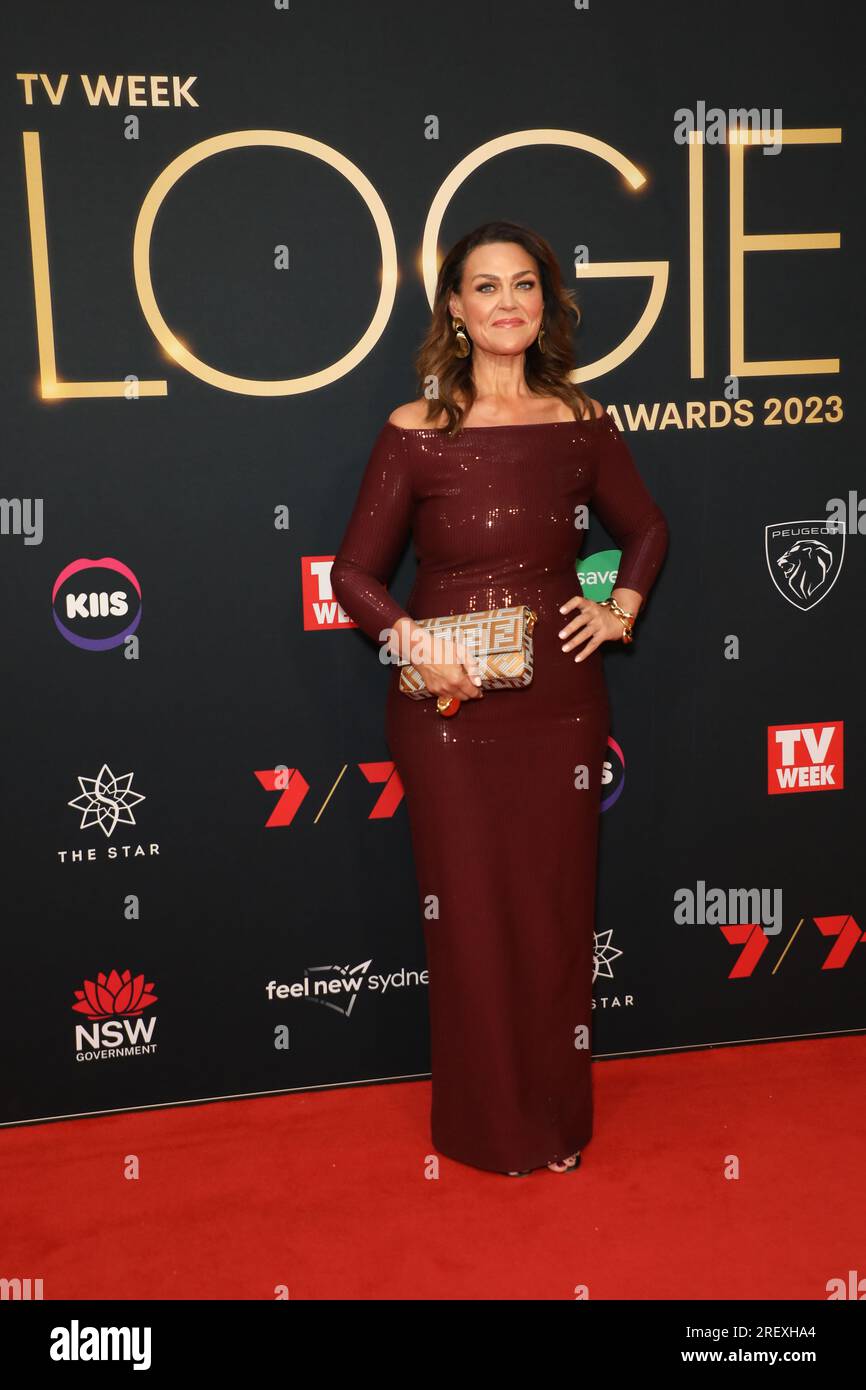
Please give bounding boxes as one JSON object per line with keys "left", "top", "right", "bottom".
{"left": 590, "top": 414, "right": 669, "bottom": 599}
{"left": 330, "top": 423, "right": 414, "bottom": 642}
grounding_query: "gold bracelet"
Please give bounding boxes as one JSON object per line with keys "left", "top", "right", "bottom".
{"left": 600, "top": 596, "right": 635, "bottom": 644}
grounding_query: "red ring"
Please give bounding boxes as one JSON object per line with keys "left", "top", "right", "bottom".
{"left": 437, "top": 697, "right": 460, "bottom": 718}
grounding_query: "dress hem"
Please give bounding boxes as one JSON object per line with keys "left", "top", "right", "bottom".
{"left": 431, "top": 1130, "right": 593, "bottom": 1175}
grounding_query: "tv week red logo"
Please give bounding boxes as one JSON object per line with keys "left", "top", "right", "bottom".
{"left": 767, "top": 721, "right": 843, "bottom": 795}
{"left": 301, "top": 556, "right": 356, "bottom": 631}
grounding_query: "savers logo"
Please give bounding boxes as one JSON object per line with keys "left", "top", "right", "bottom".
{"left": 576, "top": 547, "right": 620, "bottom": 601}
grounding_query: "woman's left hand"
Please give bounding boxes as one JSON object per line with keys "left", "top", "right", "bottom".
{"left": 557, "top": 596, "right": 625, "bottom": 661}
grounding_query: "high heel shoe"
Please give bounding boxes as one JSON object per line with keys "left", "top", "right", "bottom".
{"left": 507, "top": 1148, "right": 582, "bottom": 1176}
{"left": 547, "top": 1151, "right": 581, "bottom": 1173}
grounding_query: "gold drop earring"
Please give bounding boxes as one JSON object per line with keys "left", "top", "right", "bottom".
{"left": 536, "top": 323, "right": 546, "bottom": 353}
{"left": 451, "top": 315, "right": 471, "bottom": 358}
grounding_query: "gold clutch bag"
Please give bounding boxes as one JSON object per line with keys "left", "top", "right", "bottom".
{"left": 397, "top": 604, "right": 537, "bottom": 700}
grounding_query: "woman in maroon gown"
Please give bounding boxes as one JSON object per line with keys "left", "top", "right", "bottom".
{"left": 330, "top": 221, "right": 668, "bottom": 1176}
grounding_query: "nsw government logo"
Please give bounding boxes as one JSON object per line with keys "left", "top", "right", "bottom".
{"left": 765, "top": 519, "right": 845, "bottom": 611}
{"left": 72, "top": 969, "right": 158, "bottom": 1063}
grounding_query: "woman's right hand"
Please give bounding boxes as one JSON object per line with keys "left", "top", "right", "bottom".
{"left": 411, "top": 628, "right": 484, "bottom": 702}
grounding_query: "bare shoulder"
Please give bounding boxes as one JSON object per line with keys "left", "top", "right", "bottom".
{"left": 579, "top": 396, "right": 605, "bottom": 421}
{"left": 388, "top": 399, "right": 447, "bottom": 430}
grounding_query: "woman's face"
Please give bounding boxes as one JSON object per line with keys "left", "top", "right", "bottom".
{"left": 448, "top": 242, "right": 545, "bottom": 357}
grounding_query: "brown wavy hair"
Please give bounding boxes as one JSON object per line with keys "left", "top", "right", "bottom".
{"left": 413, "top": 219, "right": 593, "bottom": 437}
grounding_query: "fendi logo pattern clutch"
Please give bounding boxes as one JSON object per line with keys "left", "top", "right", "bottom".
{"left": 397, "top": 604, "right": 537, "bottom": 700}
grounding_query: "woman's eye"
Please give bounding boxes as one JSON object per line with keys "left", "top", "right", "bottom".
{"left": 477, "top": 280, "right": 536, "bottom": 292}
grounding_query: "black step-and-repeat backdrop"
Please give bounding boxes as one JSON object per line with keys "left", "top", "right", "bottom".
{"left": 1, "top": 1, "right": 861, "bottom": 1128}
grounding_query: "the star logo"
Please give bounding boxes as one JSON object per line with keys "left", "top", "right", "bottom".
{"left": 68, "top": 764, "right": 145, "bottom": 838}
{"left": 593, "top": 928, "right": 623, "bottom": 983}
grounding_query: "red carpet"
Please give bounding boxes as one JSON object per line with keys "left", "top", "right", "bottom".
{"left": 2, "top": 1035, "right": 863, "bottom": 1300}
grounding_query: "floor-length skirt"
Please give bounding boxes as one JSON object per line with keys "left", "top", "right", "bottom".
{"left": 385, "top": 630, "right": 611, "bottom": 1175}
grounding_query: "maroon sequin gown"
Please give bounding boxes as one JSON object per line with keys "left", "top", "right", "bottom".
{"left": 330, "top": 411, "right": 668, "bottom": 1173}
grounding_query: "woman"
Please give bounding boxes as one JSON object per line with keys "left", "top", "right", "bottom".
{"left": 330, "top": 220, "right": 668, "bottom": 1176}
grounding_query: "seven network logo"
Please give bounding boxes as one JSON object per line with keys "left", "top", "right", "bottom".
{"left": 72, "top": 969, "right": 158, "bottom": 1063}
{"left": 52, "top": 556, "right": 142, "bottom": 649}
{"left": 60, "top": 764, "right": 158, "bottom": 865}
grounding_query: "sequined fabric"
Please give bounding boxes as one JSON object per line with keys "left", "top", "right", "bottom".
{"left": 331, "top": 412, "right": 668, "bottom": 1172}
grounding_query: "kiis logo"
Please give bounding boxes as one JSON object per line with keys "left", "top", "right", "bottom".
{"left": 72, "top": 969, "right": 158, "bottom": 1063}
{"left": 768, "top": 721, "right": 843, "bottom": 795}
{"left": 302, "top": 557, "right": 353, "bottom": 630}
{"left": 52, "top": 557, "right": 141, "bottom": 649}
{"left": 601, "top": 736, "right": 625, "bottom": 811}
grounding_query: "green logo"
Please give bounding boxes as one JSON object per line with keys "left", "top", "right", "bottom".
{"left": 576, "top": 549, "right": 621, "bottom": 601}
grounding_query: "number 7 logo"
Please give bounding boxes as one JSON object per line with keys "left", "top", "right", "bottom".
{"left": 813, "top": 915, "right": 864, "bottom": 970}
{"left": 722, "top": 914, "right": 864, "bottom": 976}
{"left": 254, "top": 762, "right": 405, "bottom": 826}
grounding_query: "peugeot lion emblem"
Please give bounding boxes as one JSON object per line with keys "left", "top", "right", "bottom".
{"left": 764, "top": 520, "right": 845, "bottom": 612}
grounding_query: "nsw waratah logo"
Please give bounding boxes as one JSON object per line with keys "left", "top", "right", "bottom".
{"left": 68, "top": 764, "right": 145, "bottom": 837}
{"left": 72, "top": 969, "right": 158, "bottom": 1064}
{"left": 52, "top": 557, "right": 141, "bottom": 649}
{"left": 72, "top": 969, "right": 158, "bottom": 1019}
